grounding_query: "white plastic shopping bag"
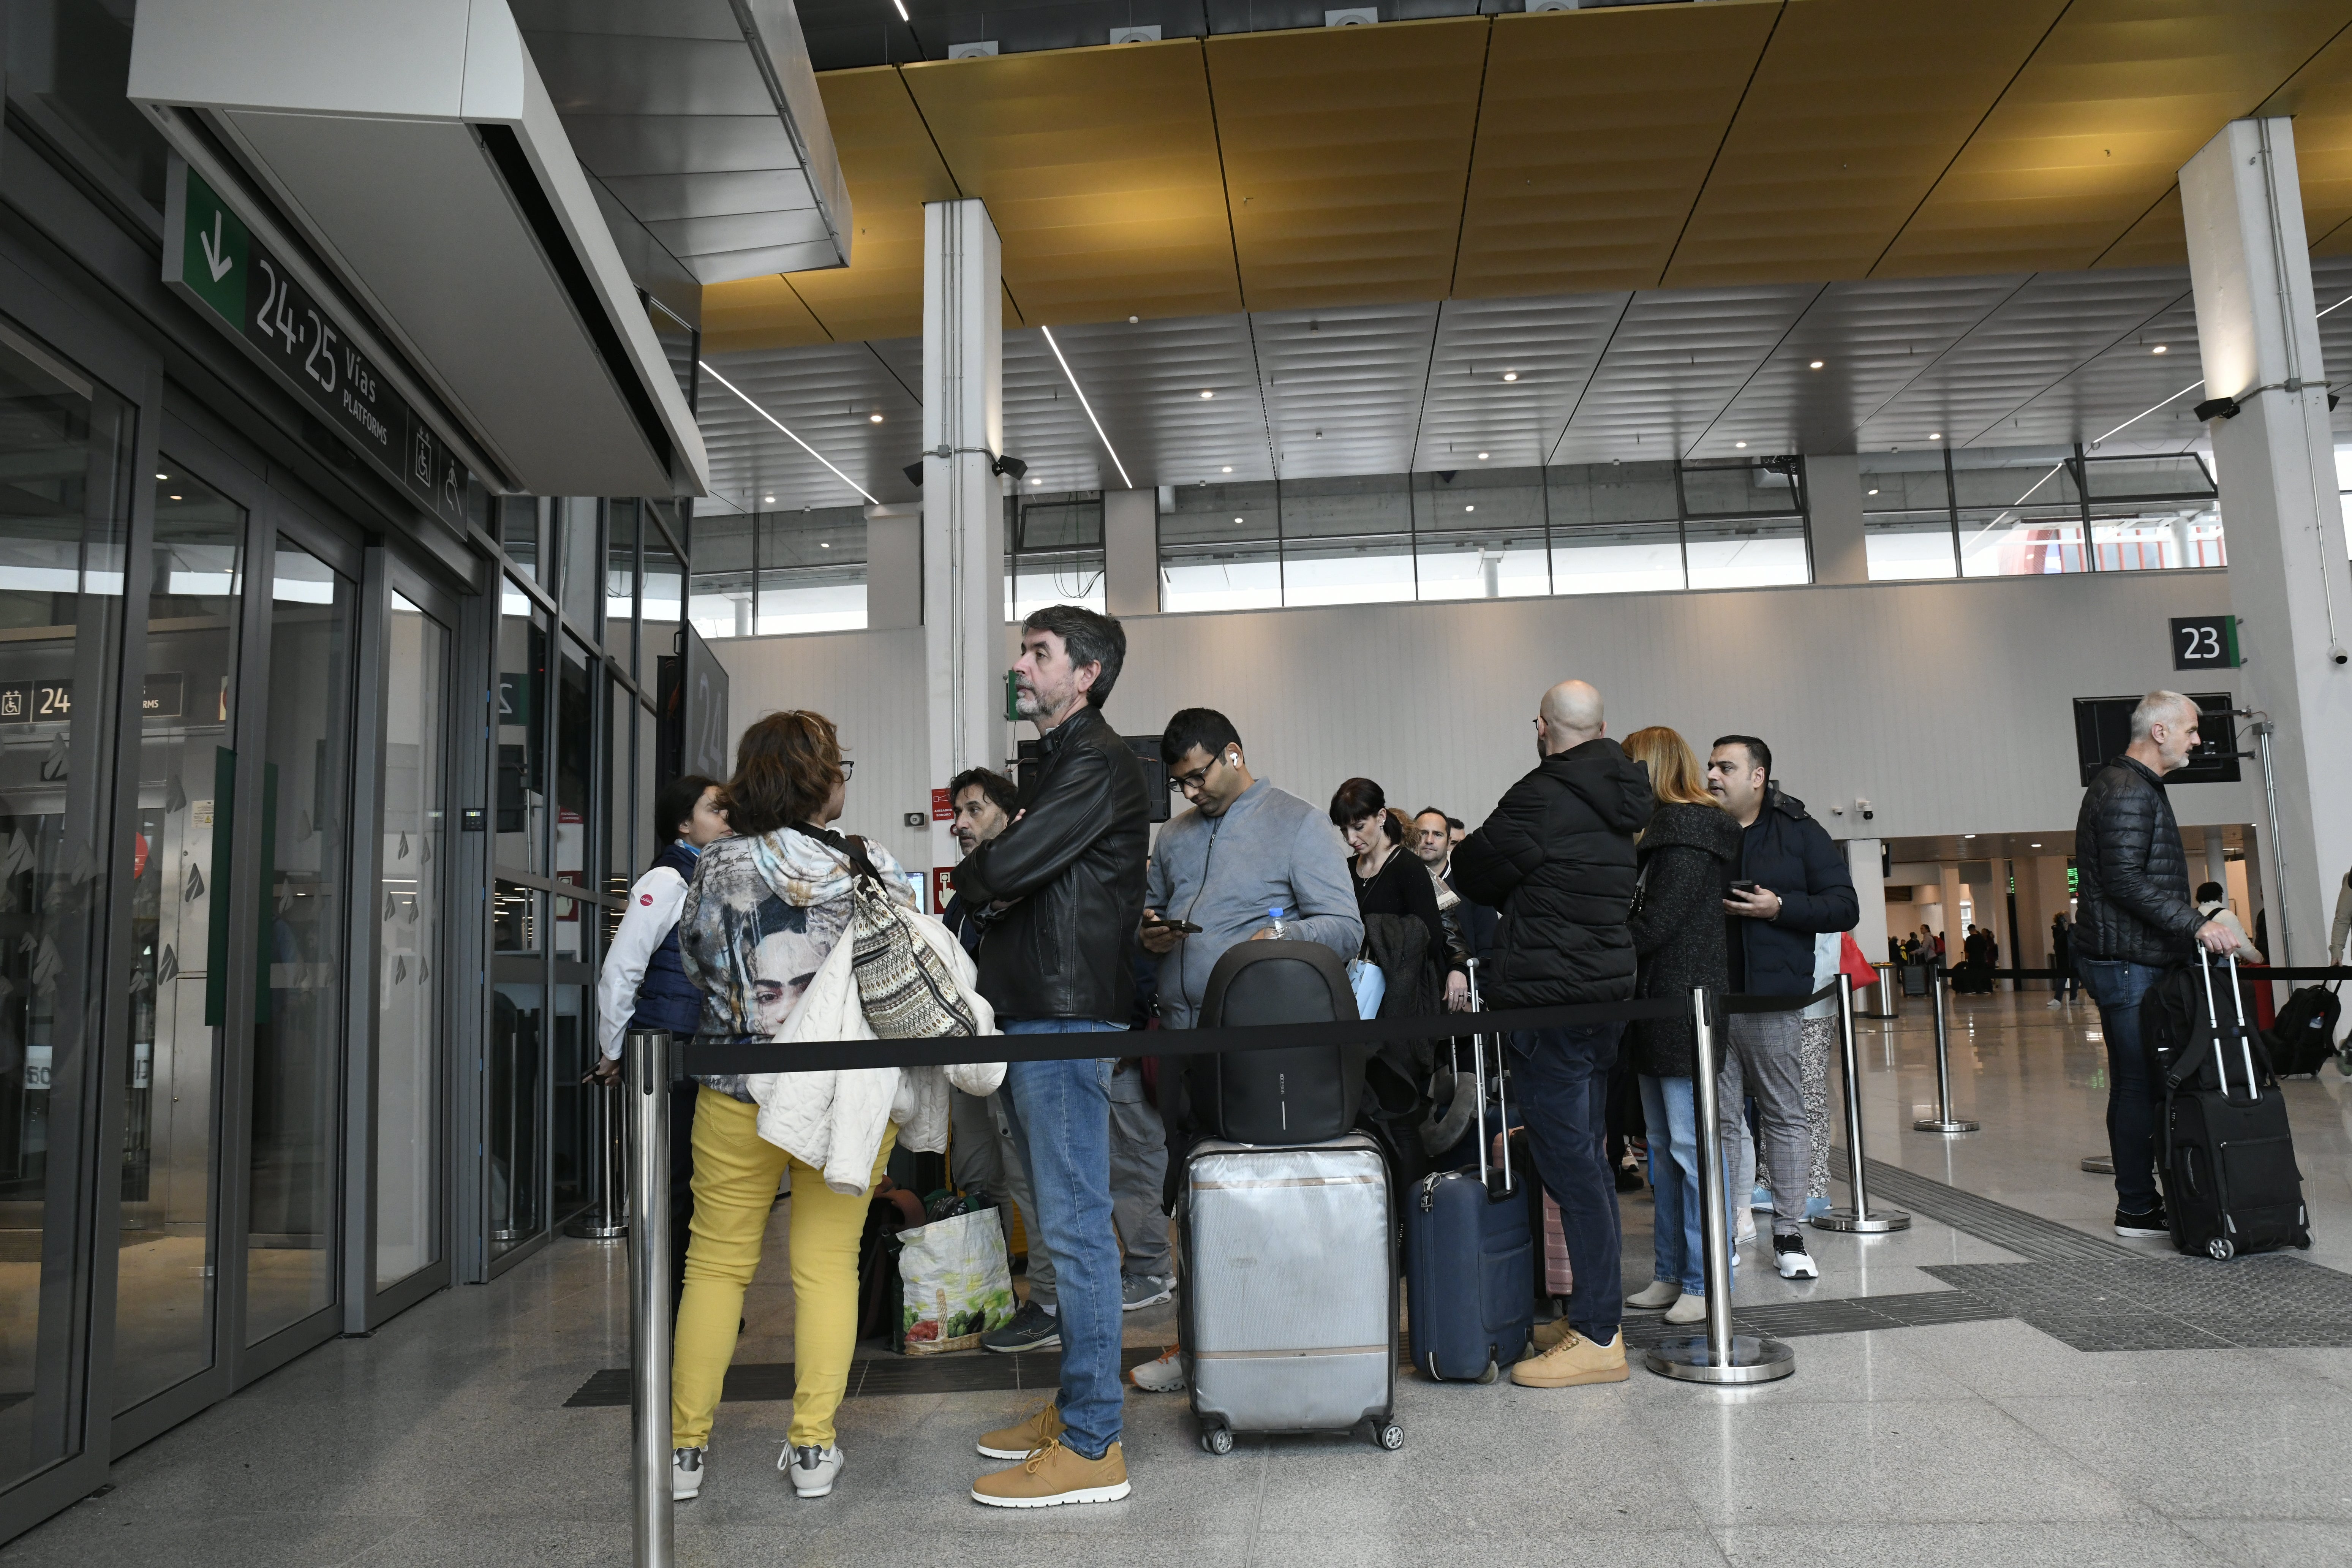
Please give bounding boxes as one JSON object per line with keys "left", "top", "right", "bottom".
{"left": 895, "top": 1208, "right": 1015, "bottom": 1355}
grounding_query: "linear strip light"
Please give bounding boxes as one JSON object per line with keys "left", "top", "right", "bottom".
{"left": 2091, "top": 378, "right": 2206, "bottom": 449}
{"left": 1039, "top": 324, "right": 1134, "bottom": 490}
{"left": 699, "top": 360, "right": 879, "bottom": 506}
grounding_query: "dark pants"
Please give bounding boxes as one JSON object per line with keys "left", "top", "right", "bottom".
{"left": 2079, "top": 958, "right": 2162, "bottom": 1214}
{"left": 1509, "top": 1022, "right": 1624, "bottom": 1343}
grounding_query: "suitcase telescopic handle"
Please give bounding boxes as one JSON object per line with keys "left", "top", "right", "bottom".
{"left": 1466, "top": 958, "right": 1513, "bottom": 1200}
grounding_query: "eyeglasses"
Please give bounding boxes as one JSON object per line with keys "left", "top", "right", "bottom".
{"left": 839, "top": 759, "right": 856, "bottom": 779}
{"left": 1169, "top": 763, "right": 1213, "bottom": 794}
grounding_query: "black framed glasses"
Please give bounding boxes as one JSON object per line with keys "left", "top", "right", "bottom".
{"left": 1169, "top": 762, "right": 1212, "bottom": 793}
{"left": 839, "top": 759, "right": 856, "bottom": 778}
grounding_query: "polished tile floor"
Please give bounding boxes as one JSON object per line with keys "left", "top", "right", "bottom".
{"left": 10, "top": 990, "right": 2351, "bottom": 1567}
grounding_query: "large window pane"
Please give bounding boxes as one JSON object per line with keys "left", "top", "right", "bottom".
{"left": 375, "top": 595, "right": 444, "bottom": 1290}
{"left": 555, "top": 637, "right": 591, "bottom": 960}
{"left": 1950, "top": 447, "right": 2080, "bottom": 510}
{"left": 0, "top": 328, "right": 130, "bottom": 1478}
{"left": 1546, "top": 461, "right": 1680, "bottom": 528}
{"left": 557, "top": 497, "right": 598, "bottom": 635}
{"left": 1684, "top": 515, "right": 1809, "bottom": 589}
{"left": 1413, "top": 469, "right": 1547, "bottom": 601}
{"left": 1550, "top": 521, "right": 1684, "bottom": 595}
{"left": 1960, "top": 506, "right": 2088, "bottom": 577}
{"left": 1160, "top": 482, "right": 1280, "bottom": 612}
{"left": 1279, "top": 475, "right": 1413, "bottom": 608}
{"left": 551, "top": 983, "right": 589, "bottom": 1225}
{"left": 499, "top": 496, "right": 539, "bottom": 581}
{"left": 644, "top": 523, "right": 682, "bottom": 673}
{"left": 1864, "top": 512, "right": 1960, "bottom": 580}
{"left": 687, "top": 511, "right": 753, "bottom": 639}
{"left": 495, "top": 582, "right": 545, "bottom": 874}
{"left": 245, "top": 540, "right": 357, "bottom": 1344}
{"left": 1680, "top": 460, "right": 1802, "bottom": 517}
{"left": 605, "top": 499, "right": 639, "bottom": 672}
{"left": 605, "top": 675, "right": 632, "bottom": 904}
{"left": 760, "top": 507, "right": 868, "bottom": 632}
{"left": 2090, "top": 504, "right": 2224, "bottom": 570}
{"left": 488, "top": 980, "right": 542, "bottom": 1254}
{"left": 6, "top": 0, "right": 169, "bottom": 209}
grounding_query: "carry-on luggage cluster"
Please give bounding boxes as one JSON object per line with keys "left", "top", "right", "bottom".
{"left": 2154, "top": 952, "right": 2312, "bottom": 1261}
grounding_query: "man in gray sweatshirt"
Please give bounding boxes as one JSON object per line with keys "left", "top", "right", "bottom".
{"left": 1141, "top": 708, "right": 1362, "bottom": 1027}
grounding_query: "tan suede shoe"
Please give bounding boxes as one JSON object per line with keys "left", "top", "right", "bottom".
{"left": 1527, "top": 1318, "right": 1580, "bottom": 1355}
{"left": 975, "top": 1400, "right": 1065, "bottom": 1460}
{"left": 971, "top": 1438, "right": 1131, "bottom": 1509}
{"left": 1510, "top": 1326, "right": 1630, "bottom": 1388}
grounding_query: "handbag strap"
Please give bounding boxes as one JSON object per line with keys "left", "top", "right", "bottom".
{"left": 788, "top": 820, "right": 883, "bottom": 885}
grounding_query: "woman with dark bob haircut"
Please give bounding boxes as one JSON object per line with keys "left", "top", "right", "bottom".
{"left": 1329, "top": 776, "right": 1465, "bottom": 1013}
{"left": 669, "top": 709, "right": 918, "bottom": 1503}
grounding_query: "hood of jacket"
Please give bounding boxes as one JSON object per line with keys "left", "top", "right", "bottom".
{"left": 744, "top": 826, "right": 858, "bottom": 909}
{"left": 1640, "top": 800, "right": 1742, "bottom": 860}
{"left": 1543, "top": 738, "right": 1654, "bottom": 836}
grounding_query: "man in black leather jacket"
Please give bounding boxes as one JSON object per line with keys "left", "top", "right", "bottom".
{"left": 955, "top": 605, "right": 1148, "bottom": 1510}
{"left": 2073, "top": 690, "right": 2232, "bottom": 1240}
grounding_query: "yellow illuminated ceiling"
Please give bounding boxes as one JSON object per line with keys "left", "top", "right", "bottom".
{"left": 702, "top": 0, "right": 2352, "bottom": 352}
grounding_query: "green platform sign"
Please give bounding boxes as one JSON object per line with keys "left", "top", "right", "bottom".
{"left": 164, "top": 161, "right": 470, "bottom": 535}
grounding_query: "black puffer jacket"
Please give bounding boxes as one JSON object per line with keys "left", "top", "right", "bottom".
{"left": 2074, "top": 756, "right": 2202, "bottom": 965}
{"left": 955, "top": 704, "right": 1149, "bottom": 1021}
{"left": 1731, "top": 789, "right": 1858, "bottom": 997}
{"left": 1628, "top": 802, "right": 1742, "bottom": 1077}
{"left": 1452, "top": 737, "right": 1653, "bottom": 1007}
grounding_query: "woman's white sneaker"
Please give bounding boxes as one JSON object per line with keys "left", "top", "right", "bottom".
{"left": 1130, "top": 1347, "right": 1186, "bottom": 1393}
{"left": 672, "top": 1446, "right": 705, "bottom": 1501}
{"left": 782, "top": 1443, "right": 843, "bottom": 1498}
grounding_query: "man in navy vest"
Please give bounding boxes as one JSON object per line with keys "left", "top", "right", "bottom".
{"left": 594, "top": 772, "right": 730, "bottom": 1306}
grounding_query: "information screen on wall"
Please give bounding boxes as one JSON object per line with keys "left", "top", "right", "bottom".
{"left": 2071, "top": 694, "right": 2240, "bottom": 786}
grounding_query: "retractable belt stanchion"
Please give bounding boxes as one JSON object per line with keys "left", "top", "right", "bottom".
{"left": 564, "top": 1071, "right": 628, "bottom": 1240}
{"left": 1911, "top": 967, "right": 1978, "bottom": 1135}
{"left": 626, "top": 1031, "right": 673, "bottom": 1568}
{"left": 1646, "top": 988, "right": 1794, "bottom": 1385}
{"left": 1811, "top": 974, "right": 1909, "bottom": 1234}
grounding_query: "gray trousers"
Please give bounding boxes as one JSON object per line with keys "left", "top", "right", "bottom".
{"left": 1717, "top": 1010, "right": 1812, "bottom": 1237}
{"left": 1107, "top": 1061, "right": 1172, "bottom": 1278}
{"left": 1753, "top": 1016, "right": 1835, "bottom": 1201}
{"left": 951, "top": 1087, "right": 1057, "bottom": 1303}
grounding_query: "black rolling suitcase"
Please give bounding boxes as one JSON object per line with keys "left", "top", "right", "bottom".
{"left": 2162, "top": 952, "right": 2311, "bottom": 1261}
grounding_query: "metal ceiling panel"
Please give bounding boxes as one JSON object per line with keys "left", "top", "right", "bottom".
{"left": 701, "top": 340, "right": 916, "bottom": 508}
{"left": 1250, "top": 303, "right": 1440, "bottom": 479}
{"left": 1993, "top": 294, "right": 2207, "bottom": 450}
{"left": 1876, "top": 0, "right": 2352, "bottom": 278}
{"left": 1204, "top": 19, "right": 1486, "bottom": 311}
{"left": 1413, "top": 294, "right": 1632, "bottom": 472}
{"left": 1034, "top": 314, "right": 1269, "bottom": 487}
{"left": 1664, "top": 0, "right": 2066, "bottom": 288}
{"left": 901, "top": 43, "right": 1241, "bottom": 326}
{"left": 1546, "top": 283, "right": 1819, "bottom": 465}
{"left": 1453, "top": 3, "right": 1781, "bottom": 298}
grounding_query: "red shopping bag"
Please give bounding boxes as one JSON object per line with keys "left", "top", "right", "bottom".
{"left": 1839, "top": 933, "right": 1879, "bottom": 997}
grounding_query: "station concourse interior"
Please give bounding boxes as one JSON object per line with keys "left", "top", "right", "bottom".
{"left": 0, "top": 1, "right": 2350, "bottom": 1563}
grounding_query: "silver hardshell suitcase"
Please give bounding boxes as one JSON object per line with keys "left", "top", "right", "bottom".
{"left": 1179, "top": 1132, "right": 1401, "bottom": 1454}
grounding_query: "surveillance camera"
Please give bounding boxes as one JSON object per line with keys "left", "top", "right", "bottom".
{"left": 2332, "top": 645, "right": 2350, "bottom": 667}
{"left": 1862, "top": 809, "right": 1875, "bottom": 821}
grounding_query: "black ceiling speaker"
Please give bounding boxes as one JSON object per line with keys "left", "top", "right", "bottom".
{"left": 993, "top": 454, "right": 1028, "bottom": 479}
{"left": 1436, "top": 470, "right": 1457, "bottom": 484}
{"left": 2192, "top": 396, "right": 2241, "bottom": 422}
{"left": 903, "top": 461, "right": 924, "bottom": 487}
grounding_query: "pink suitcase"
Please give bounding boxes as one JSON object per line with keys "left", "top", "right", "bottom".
{"left": 1496, "top": 1130, "right": 1573, "bottom": 1297}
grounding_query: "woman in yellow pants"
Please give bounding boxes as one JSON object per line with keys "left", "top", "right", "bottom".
{"left": 670, "top": 709, "right": 923, "bottom": 1502}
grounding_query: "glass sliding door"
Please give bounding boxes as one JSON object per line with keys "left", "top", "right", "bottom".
{"left": 115, "top": 463, "right": 242, "bottom": 1413}
{"left": 0, "top": 323, "right": 130, "bottom": 1487}
{"left": 242, "top": 541, "right": 356, "bottom": 1345}
{"left": 374, "top": 594, "right": 446, "bottom": 1293}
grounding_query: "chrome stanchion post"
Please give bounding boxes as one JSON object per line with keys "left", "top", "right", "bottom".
{"left": 627, "top": 1031, "right": 673, "bottom": 1568}
{"left": 1814, "top": 975, "right": 1909, "bottom": 1234}
{"left": 1912, "top": 967, "right": 1978, "bottom": 1134}
{"left": 1646, "top": 989, "right": 1794, "bottom": 1385}
{"left": 566, "top": 1072, "right": 629, "bottom": 1240}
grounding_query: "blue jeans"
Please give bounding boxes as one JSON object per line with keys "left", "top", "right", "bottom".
{"left": 1509, "top": 1023, "right": 1623, "bottom": 1342}
{"left": 1638, "top": 1074, "right": 1720, "bottom": 1296}
{"left": 998, "top": 1021, "right": 1124, "bottom": 1461}
{"left": 2078, "top": 958, "right": 2162, "bottom": 1213}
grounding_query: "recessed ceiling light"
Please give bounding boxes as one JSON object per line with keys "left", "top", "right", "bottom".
{"left": 1200, "top": 390, "right": 1214, "bottom": 399}
{"left": 2151, "top": 344, "right": 2168, "bottom": 354}
{"left": 869, "top": 412, "right": 884, "bottom": 423}
{"left": 1867, "top": 487, "right": 1880, "bottom": 495}
{"left": 1464, "top": 504, "right": 1476, "bottom": 512}
{"left": 155, "top": 472, "right": 168, "bottom": 480}
{"left": 1734, "top": 441, "right": 1748, "bottom": 449}
{"left": 820, "top": 541, "right": 831, "bottom": 548}
{"left": 1502, "top": 371, "right": 1518, "bottom": 382}
{"left": 2030, "top": 842, "right": 2042, "bottom": 848}
{"left": 1930, "top": 432, "right": 1942, "bottom": 440}
{"left": 1809, "top": 360, "right": 1825, "bottom": 370}
{"left": 1477, "top": 452, "right": 1489, "bottom": 460}
{"left": 1222, "top": 466, "right": 1233, "bottom": 473}
{"left": 1233, "top": 516, "right": 1244, "bottom": 524}
{"left": 1963, "top": 833, "right": 1977, "bottom": 839}
{"left": 169, "top": 494, "right": 182, "bottom": 501}
{"left": 764, "top": 495, "right": 775, "bottom": 503}
{"left": 1030, "top": 477, "right": 1042, "bottom": 485}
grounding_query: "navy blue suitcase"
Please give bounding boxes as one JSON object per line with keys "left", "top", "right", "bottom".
{"left": 1401, "top": 966, "right": 1533, "bottom": 1382}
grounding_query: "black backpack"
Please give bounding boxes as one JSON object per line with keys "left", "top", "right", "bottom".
{"left": 2265, "top": 984, "right": 2343, "bottom": 1077}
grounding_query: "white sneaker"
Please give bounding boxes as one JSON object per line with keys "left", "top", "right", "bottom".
{"left": 2046, "top": 998, "right": 2063, "bottom": 1009}
{"left": 1130, "top": 1346, "right": 1186, "bottom": 1393}
{"left": 1734, "top": 1213, "right": 1757, "bottom": 1245}
{"left": 1771, "top": 1233, "right": 1819, "bottom": 1280}
{"left": 673, "top": 1446, "right": 705, "bottom": 1502}
{"left": 1663, "top": 1291, "right": 1708, "bottom": 1326}
{"left": 781, "top": 1443, "right": 842, "bottom": 1498}
{"left": 1625, "top": 1280, "right": 1681, "bottom": 1311}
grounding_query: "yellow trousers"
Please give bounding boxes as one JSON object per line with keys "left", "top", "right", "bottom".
{"left": 670, "top": 1087, "right": 896, "bottom": 1450}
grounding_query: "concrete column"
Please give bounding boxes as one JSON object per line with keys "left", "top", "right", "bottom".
{"left": 2181, "top": 118, "right": 2352, "bottom": 964}
{"left": 1103, "top": 488, "right": 1159, "bottom": 616}
{"left": 922, "top": 199, "right": 1007, "bottom": 885}
{"left": 2204, "top": 826, "right": 2230, "bottom": 899}
{"left": 1844, "top": 837, "right": 1887, "bottom": 968}
{"left": 1804, "top": 454, "right": 1868, "bottom": 586}
{"left": 865, "top": 505, "right": 922, "bottom": 630}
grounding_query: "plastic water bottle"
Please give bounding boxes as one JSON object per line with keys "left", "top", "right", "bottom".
{"left": 1266, "top": 905, "right": 1287, "bottom": 939}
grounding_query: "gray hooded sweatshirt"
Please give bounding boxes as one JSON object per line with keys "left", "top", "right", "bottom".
{"left": 1143, "top": 778, "right": 1363, "bottom": 1030}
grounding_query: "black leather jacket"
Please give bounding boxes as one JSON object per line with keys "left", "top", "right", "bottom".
{"left": 2074, "top": 755, "right": 2202, "bottom": 965}
{"left": 954, "top": 704, "right": 1149, "bottom": 1023}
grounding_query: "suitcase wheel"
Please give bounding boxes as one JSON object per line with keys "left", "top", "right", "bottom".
{"left": 1200, "top": 1425, "right": 1234, "bottom": 1456}
{"left": 2207, "top": 1237, "right": 2235, "bottom": 1261}
{"left": 1474, "top": 1358, "right": 1499, "bottom": 1386}
{"left": 1375, "top": 1423, "right": 1405, "bottom": 1451}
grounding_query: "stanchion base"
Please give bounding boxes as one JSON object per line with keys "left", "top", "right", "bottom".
{"left": 2080, "top": 1155, "right": 2114, "bottom": 1174}
{"left": 1645, "top": 1334, "right": 1795, "bottom": 1384}
{"left": 1912, "top": 1119, "right": 1979, "bottom": 1134}
{"left": 1811, "top": 1206, "right": 1911, "bottom": 1234}
{"left": 563, "top": 1216, "right": 628, "bottom": 1240}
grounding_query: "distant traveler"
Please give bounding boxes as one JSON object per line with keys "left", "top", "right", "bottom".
{"left": 2047, "top": 912, "right": 2080, "bottom": 1006}
{"left": 2073, "top": 691, "right": 2235, "bottom": 1239}
{"left": 1131, "top": 707, "right": 1361, "bottom": 1394}
{"left": 1331, "top": 779, "right": 1466, "bottom": 1014}
{"left": 939, "top": 767, "right": 1063, "bottom": 1353}
{"left": 592, "top": 773, "right": 730, "bottom": 1308}
{"left": 953, "top": 604, "right": 1149, "bottom": 1508}
{"left": 1617, "top": 726, "right": 1739, "bottom": 1329}
{"left": 2194, "top": 882, "right": 2259, "bottom": 959}
{"left": 1414, "top": 805, "right": 1497, "bottom": 967}
{"left": 1704, "top": 734, "right": 1859, "bottom": 1284}
{"left": 670, "top": 711, "right": 929, "bottom": 1503}
{"left": 1453, "top": 679, "right": 1651, "bottom": 1390}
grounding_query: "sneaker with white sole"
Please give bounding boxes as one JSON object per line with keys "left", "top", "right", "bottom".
{"left": 980, "top": 1299, "right": 1061, "bottom": 1354}
{"left": 1625, "top": 1280, "right": 1681, "bottom": 1311}
{"left": 1734, "top": 1212, "right": 1757, "bottom": 1246}
{"left": 1130, "top": 1347, "right": 1185, "bottom": 1393}
{"left": 782, "top": 1443, "right": 842, "bottom": 1498}
{"left": 972, "top": 1437, "right": 1131, "bottom": 1508}
{"left": 1771, "top": 1232, "right": 1818, "bottom": 1280}
{"left": 1750, "top": 1185, "right": 1773, "bottom": 1212}
{"left": 1662, "top": 1291, "right": 1708, "bottom": 1326}
{"left": 672, "top": 1446, "right": 705, "bottom": 1502}
{"left": 1804, "top": 1195, "right": 1832, "bottom": 1220}
{"left": 2114, "top": 1203, "right": 2170, "bottom": 1239}
{"left": 1121, "top": 1273, "right": 1173, "bottom": 1312}
{"left": 977, "top": 1399, "right": 1065, "bottom": 1461}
